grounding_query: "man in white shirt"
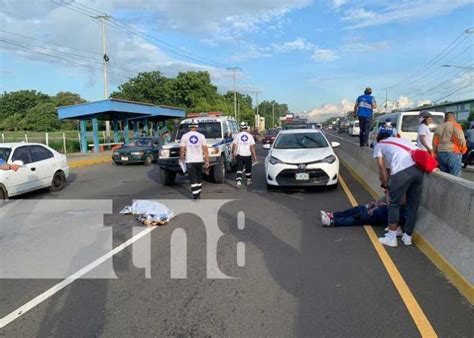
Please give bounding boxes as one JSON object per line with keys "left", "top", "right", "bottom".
{"left": 180, "top": 120, "right": 209, "bottom": 199}
{"left": 232, "top": 121, "right": 257, "bottom": 188}
{"left": 416, "top": 111, "right": 433, "bottom": 155}
{"left": 373, "top": 129, "right": 424, "bottom": 247}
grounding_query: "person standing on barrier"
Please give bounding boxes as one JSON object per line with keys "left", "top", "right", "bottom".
{"left": 354, "top": 87, "right": 377, "bottom": 147}
{"left": 373, "top": 129, "right": 424, "bottom": 247}
{"left": 180, "top": 120, "right": 209, "bottom": 199}
{"left": 433, "top": 112, "right": 467, "bottom": 177}
{"left": 232, "top": 121, "right": 257, "bottom": 188}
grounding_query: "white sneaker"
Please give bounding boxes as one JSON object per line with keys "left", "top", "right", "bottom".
{"left": 320, "top": 211, "right": 333, "bottom": 227}
{"left": 384, "top": 226, "right": 403, "bottom": 237}
{"left": 401, "top": 233, "right": 412, "bottom": 246}
{"left": 246, "top": 179, "right": 253, "bottom": 186}
{"left": 378, "top": 235, "right": 398, "bottom": 247}
{"left": 236, "top": 181, "right": 242, "bottom": 189}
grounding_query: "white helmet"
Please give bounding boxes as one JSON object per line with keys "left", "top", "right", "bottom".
{"left": 240, "top": 121, "right": 249, "bottom": 129}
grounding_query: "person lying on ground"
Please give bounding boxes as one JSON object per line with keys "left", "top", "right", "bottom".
{"left": 320, "top": 199, "right": 405, "bottom": 236}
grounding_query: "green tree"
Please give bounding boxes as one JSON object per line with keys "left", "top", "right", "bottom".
{"left": 0, "top": 90, "right": 50, "bottom": 121}
{"left": 258, "top": 100, "right": 289, "bottom": 128}
{"left": 54, "top": 91, "right": 87, "bottom": 107}
{"left": 168, "top": 71, "right": 219, "bottom": 109}
{"left": 110, "top": 71, "right": 172, "bottom": 105}
{"left": 21, "top": 102, "right": 62, "bottom": 131}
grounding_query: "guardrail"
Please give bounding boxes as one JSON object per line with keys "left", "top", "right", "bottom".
{"left": 327, "top": 133, "right": 474, "bottom": 304}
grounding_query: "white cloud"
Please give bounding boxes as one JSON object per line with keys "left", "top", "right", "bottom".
{"left": 305, "top": 98, "right": 354, "bottom": 121}
{"left": 342, "top": 1, "right": 473, "bottom": 29}
{"left": 342, "top": 41, "right": 391, "bottom": 52}
{"left": 331, "top": 0, "right": 349, "bottom": 9}
{"left": 311, "top": 49, "right": 339, "bottom": 62}
{"left": 271, "top": 37, "right": 315, "bottom": 52}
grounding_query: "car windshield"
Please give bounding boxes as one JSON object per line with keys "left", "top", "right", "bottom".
{"left": 274, "top": 132, "right": 328, "bottom": 149}
{"left": 0, "top": 147, "right": 12, "bottom": 162}
{"left": 401, "top": 115, "right": 444, "bottom": 132}
{"left": 177, "top": 122, "right": 222, "bottom": 139}
{"left": 126, "top": 138, "right": 153, "bottom": 147}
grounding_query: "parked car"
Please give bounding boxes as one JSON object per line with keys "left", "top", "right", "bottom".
{"left": 157, "top": 114, "right": 238, "bottom": 185}
{"left": 348, "top": 121, "right": 360, "bottom": 136}
{"left": 368, "top": 111, "right": 445, "bottom": 147}
{"left": 263, "top": 129, "right": 340, "bottom": 189}
{"left": 112, "top": 137, "right": 161, "bottom": 166}
{"left": 0, "top": 143, "right": 69, "bottom": 199}
{"left": 337, "top": 119, "right": 350, "bottom": 134}
{"left": 263, "top": 128, "right": 279, "bottom": 144}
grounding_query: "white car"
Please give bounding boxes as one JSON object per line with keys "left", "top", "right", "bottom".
{"left": 0, "top": 143, "right": 69, "bottom": 199}
{"left": 263, "top": 129, "right": 340, "bottom": 189}
{"left": 348, "top": 121, "right": 360, "bottom": 136}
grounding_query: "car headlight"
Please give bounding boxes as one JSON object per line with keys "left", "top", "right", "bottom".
{"left": 209, "top": 147, "right": 220, "bottom": 155}
{"left": 131, "top": 151, "right": 144, "bottom": 156}
{"left": 321, "top": 154, "right": 336, "bottom": 164}
{"left": 269, "top": 156, "right": 283, "bottom": 165}
{"left": 159, "top": 149, "right": 170, "bottom": 158}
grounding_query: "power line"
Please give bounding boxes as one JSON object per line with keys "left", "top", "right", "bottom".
{"left": 432, "top": 82, "right": 474, "bottom": 103}
{"left": 387, "top": 28, "right": 473, "bottom": 90}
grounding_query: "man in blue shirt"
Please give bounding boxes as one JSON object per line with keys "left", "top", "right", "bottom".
{"left": 354, "top": 87, "right": 377, "bottom": 147}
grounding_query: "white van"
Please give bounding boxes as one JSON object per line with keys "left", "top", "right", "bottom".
{"left": 348, "top": 121, "right": 360, "bottom": 136}
{"left": 369, "top": 111, "right": 445, "bottom": 147}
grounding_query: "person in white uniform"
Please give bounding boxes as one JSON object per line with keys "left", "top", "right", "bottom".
{"left": 180, "top": 120, "right": 209, "bottom": 199}
{"left": 232, "top": 121, "right": 257, "bottom": 188}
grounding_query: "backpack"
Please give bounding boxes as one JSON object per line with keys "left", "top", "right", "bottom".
{"left": 379, "top": 141, "right": 438, "bottom": 173}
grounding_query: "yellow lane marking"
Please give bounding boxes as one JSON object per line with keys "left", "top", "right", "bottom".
{"left": 69, "top": 156, "right": 112, "bottom": 168}
{"left": 339, "top": 175, "right": 438, "bottom": 338}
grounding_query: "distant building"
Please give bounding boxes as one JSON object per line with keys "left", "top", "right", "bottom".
{"left": 410, "top": 98, "right": 473, "bottom": 121}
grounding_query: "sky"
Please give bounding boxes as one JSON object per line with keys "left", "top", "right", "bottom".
{"left": 0, "top": 0, "right": 473, "bottom": 121}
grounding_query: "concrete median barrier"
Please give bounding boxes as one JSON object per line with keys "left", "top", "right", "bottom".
{"left": 328, "top": 133, "right": 474, "bottom": 304}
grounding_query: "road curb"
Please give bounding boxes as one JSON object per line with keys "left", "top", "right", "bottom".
{"left": 338, "top": 156, "right": 474, "bottom": 305}
{"left": 69, "top": 156, "right": 112, "bottom": 169}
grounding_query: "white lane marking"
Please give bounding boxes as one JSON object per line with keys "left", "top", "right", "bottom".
{"left": 0, "top": 226, "right": 157, "bottom": 329}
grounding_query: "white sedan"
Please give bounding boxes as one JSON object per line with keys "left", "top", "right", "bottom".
{"left": 263, "top": 129, "right": 340, "bottom": 189}
{"left": 0, "top": 143, "right": 69, "bottom": 199}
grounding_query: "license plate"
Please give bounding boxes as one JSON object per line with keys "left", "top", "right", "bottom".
{"left": 121, "top": 156, "right": 128, "bottom": 161}
{"left": 295, "top": 173, "right": 309, "bottom": 180}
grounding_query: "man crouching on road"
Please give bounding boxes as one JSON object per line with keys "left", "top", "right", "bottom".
{"left": 0, "top": 158, "right": 20, "bottom": 172}
{"left": 180, "top": 120, "right": 209, "bottom": 200}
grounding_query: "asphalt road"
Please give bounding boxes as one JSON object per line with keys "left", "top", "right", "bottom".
{"left": 1, "top": 146, "right": 472, "bottom": 337}
{"left": 326, "top": 129, "right": 474, "bottom": 182}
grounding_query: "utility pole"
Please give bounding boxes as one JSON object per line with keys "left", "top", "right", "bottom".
{"left": 385, "top": 88, "right": 388, "bottom": 115}
{"left": 249, "top": 90, "right": 262, "bottom": 129}
{"left": 272, "top": 102, "right": 275, "bottom": 128}
{"left": 227, "top": 67, "right": 240, "bottom": 119}
{"left": 93, "top": 15, "right": 112, "bottom": 140}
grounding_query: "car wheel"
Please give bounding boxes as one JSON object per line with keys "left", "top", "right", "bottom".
{"left": 0, "top": 186, "right": 7, "bottom": 200}
{"left": 160, "top": 168, "right": 176, "bottom": 186}
{"left": 144, "top": 155, "right": 153, "bottom": 166}
{"left": 212, "top": 155, "right": 226, "bottom": 183}
{"left": 50, "top": 170, "right": 66, "bottom": 192}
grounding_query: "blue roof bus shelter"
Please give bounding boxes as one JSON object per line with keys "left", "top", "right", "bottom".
{"left": 57, "top": 99, "right": 185, "bottom": 153}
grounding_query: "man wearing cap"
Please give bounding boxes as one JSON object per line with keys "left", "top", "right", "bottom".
{"left": 232, "top": 121, "right": 257, "bottom": 188}
{"left": 416, "top": 111, "right": 434, "bottom": 155}
{"left": 180, "top": 120, "right": 209, "bottom": 199}
{"left": 354, "top": 87, "right": 377, "bottom": 147}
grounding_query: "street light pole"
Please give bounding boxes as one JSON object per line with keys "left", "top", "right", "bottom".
{"left": 441, "top": 64, "right": 474, "bottom": 70}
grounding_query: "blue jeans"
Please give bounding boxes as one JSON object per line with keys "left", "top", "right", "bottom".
{"left": 358, "top": 116, "right": 371, "bottom": 147}
{"left": 333, "top": 205, "right": 406, "bottom": 227}
{"left": 437, "top": 152, "right": 462, "bottom": 177}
